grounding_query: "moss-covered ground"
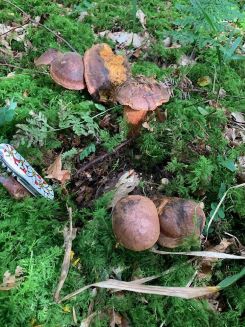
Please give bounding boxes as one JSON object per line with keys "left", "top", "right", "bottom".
{"left": 0, "top": 0, "right": 245, "bottom": 326}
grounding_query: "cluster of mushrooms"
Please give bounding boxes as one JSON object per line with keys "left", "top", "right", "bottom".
{"left": 35, "top": 45, "right": 204, "bottom": 251}
{"left": 112, "top": 195, "right": 206, "bottom": 251}
{"left": 35, "top": 43, "right": 170, "bottom": 135}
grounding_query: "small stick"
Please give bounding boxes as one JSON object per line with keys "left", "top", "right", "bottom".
{"left": 3, "top": 0, "right": 77, "bottom": 52}
{"left": 76, "top": 139, "right": 132, "bottom": 175}
{"left": 54, "top": 206, "right": 77, "bottom": 302}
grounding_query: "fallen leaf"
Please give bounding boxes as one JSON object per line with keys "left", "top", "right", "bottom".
{"left": 197, "top": 76, "right": 211, "bottom": 87}
{"left": 142, "top": 121, "right": 153, "bottom": 131}
{"left": 78, "top": 11, "right": 89, "bottom": 22}
{"left": 110, "top": 170, "right": 140, "bottom": 208}
{"left": 162, "top": 36, "right": 172, "bottom": 47}
{"left": 136, "top": 9, "right": 146, "bottom": 29}
{"left": 231, "top": 112, "right": 245, "bottom": 124}
{"left": 80, "top": 312, "right": 98, "bottom": 327}
{"left": 237, "top": 156, "right": 245, "bottom": 182}
{"left": 0, "top": 266, "right": 24, "bottom": 290}
{"left": 98, "top": 31, "right": 150, "bottom": 49}
{"left": 46, "top": 155, "right": 71, "bottom": 184}
{"left": 109, "top": 310, "right": 122, "bottom": 327}
{"left": 178, "top": 54, "right": 195, "bottom": 67}
{"left": 0, "top": 176, "right": 30, "bottom": 199}
{"left": 198, "top": 238, "right": 235, "bottom": 280}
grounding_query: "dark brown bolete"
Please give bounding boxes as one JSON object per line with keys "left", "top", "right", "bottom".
{"left": 84, "top": 43, "right": 129, "bottom": 101}
{"left": 112, "top": 195, "right": 160, "bottom": 251}
{"left": 50, "top": 52, "right": 85, "bottom": 90}
{"left": 155, "top": 197, "right": 206, "bottom": 248}
{"left": 34, "top": 48, "right": 62, "bottom": 66}
{"left": 116, "top": 76, "right": 170, "bottom": 135}
{"left": 35, "top": 50, "right": 85, "bottom": 90}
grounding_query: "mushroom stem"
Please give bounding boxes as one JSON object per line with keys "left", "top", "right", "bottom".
{"left": 123, "top": 106, "right": 147, "bottom": 137}
{"left": 155, "top": 107, "right": 166, "bottom": 122}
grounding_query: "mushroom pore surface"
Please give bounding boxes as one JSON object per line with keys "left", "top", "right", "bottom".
{"left": 112, "top": 195, "right": 160, "bottom": 251}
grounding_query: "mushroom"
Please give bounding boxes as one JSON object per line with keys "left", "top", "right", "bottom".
{"left": 112, "top": 195, "right": 160, "bottom": 251}
{"left": 115, "top": 76, "right": 170, "bottom": 136}
{"left": 83, "top": 43, "right": 129, "bottom": 101}
{"left": 155, "top": 197, "right": 206, "bottom": 248}
{"left": 35, "top": 51, "right": 85, "bottom": 90}
{"left": 34, "top": 48, "right": 62, "bottom": 66}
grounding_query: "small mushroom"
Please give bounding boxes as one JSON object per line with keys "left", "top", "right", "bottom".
{"left": 35, "top": 50, "right": 85, "bottom": 90}
{"left": 112, "top": 195, "right": 160, "bottom": 251}
{"left": 155, "top": 197, "right": 206, "bottom": 248}
{"left": 84, "top": 43, "right": 129, "bottom": 101}
{"left": 116, "top": 76, "right": 170, "bottom": 136}
{"left": 34, "top": 48, "right": 62, "bottom": 66}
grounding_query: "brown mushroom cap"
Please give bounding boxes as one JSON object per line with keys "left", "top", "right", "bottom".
{"left": 84, "top": 43, "right": 129, "bottom": 100}
{"left": 112, "top": 195, "right": 160, "bottom": 251}
{"left": 156, "top": 197, "right": 206, "bottom": 248}
{"left": 34, "top": 48, "right": 62, "bottom": 66}
{"left": 116, "top": 76, "right": 170, "bottom": 111}
{"left": 50, "top": 52, "right": 85, "bottom": 90}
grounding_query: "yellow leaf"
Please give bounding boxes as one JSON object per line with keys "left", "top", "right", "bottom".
{"left": 197, "top": 76, "right": 211, "bottom": 87}
{"left": 63, "top": 305, "right": 71, "bottom": 313}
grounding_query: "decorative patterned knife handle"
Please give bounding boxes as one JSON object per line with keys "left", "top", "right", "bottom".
{"left": 0, "top": 144, "right": 54, "bottom": 200}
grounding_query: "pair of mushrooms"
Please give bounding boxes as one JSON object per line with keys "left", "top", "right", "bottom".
{"left": 35, "top": 44, "right": 170, "bottom": 135}
{"left": 112, "top": 195, "right": 206, "bottom": 251}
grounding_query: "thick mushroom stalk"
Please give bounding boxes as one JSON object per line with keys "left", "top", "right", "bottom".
{"left": 84, "top": 43, "right": 129, "bottom": 102}
{"left": 116, "top": 76, "right": 170, "bottom": 136}
{"left": 155, "top": 197, "right": 206, "bottom": 248}
{"left": 35, "top": 50, "right": 85, "bottom": 90}
{"left": 112, "top": 195, "right": 160, "bottom": 251}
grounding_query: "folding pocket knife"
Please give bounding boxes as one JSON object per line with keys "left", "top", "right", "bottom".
{"left": 0, "top": 143, "right": 54, "bottom": 200}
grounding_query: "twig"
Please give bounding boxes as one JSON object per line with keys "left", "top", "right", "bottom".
{"left": 76, "top": 139, "right": 133, "bottom": 175}
{"left": 0, "top": 63, "right": 49, "bottom": 75}
{"left": 54, "top": 206, "right": 77, "bottom": 303}
{"left": 3, "top": 0, "right": 77, "bottom": 52}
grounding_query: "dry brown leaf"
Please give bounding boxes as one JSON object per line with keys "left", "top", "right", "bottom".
{"left": 0, "top": 266, "right": 24, "bottom": 291}
{"left": 110, "top": 170, "right": 140, "bottom": 208}
{"left": 109, "top": 310, "right": 123, "bottom": 327}
{"left": 198, "top": 238, "right": 235, "bottom": 280}
{"left": 46, "top": 155, "right": 71, "bottom": 184}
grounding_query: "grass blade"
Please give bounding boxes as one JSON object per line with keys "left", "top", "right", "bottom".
{"left": 151, "top": 249, "right": 245, "bottom": 260}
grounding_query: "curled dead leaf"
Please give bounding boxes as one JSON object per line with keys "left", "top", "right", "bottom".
{"left": 110, "top": 170, "right": 140, "bottom": 208}
{"left": 46, "top": 155, "right": 71, "bottom": 184}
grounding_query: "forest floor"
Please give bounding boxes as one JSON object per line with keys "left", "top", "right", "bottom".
{"left": 0, "top": 0, "right": 245, "bottom": 326}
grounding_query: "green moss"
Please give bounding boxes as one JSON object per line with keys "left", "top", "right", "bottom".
{"left": 0, "top": 0, "right": 245, "bottom": 326}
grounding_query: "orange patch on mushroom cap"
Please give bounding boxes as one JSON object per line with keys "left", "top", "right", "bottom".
{"left": 84, "top": 43, "right": 129, "bottom": 101}
{"left": 99, "top": 44, "right": 128, "bottom": 86}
